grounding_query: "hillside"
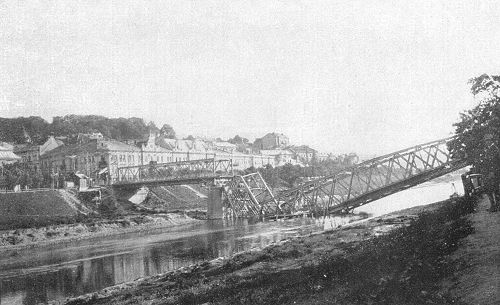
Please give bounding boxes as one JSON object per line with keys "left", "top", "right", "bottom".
{"left": 0, "top": 115, "right": 176, "bottom": 144}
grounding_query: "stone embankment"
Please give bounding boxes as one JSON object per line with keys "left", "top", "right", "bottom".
{"left": 0, "top": 184, "right": 211, "bottom": 251}
{"left": 0, "top": 213, "right": 198, "bottom": 251}
{"left": 56, "top": 196, "right": 478, "bottom": 305}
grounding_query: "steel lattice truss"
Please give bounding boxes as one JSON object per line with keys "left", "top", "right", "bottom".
{"left": 223, "top": 172, "right": 278, "bottom": 218}
{"left": 113, "top": 158, "right": 233, "bottom": 187}
{"left": 225, "top": 137, "right": 466, "bottom": 217}
{"left": 273, "top": 137, "right": 466, "bottom": 214}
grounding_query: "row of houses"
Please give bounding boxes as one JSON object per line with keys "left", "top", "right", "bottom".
{"left": 1, "top": 131, "right": 331, "bottom": 186}
{"left": 7, "top": 132, "right": 307, "bottom": 182}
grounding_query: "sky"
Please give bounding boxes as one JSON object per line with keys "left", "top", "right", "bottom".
{"left": 1, "top": 0, "right": 500, "bottom": 155}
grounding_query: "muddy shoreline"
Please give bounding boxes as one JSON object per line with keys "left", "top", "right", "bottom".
{"left": 53, "top": 197, "right": 471, "bottom": 305}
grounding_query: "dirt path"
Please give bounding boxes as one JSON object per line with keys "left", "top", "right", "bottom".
{"left": 450, "top": 196, "right": 500, "bottom": 305}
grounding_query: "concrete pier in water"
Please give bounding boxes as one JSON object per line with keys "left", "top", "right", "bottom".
{"left": 207, "top": 187, "right": 223, "bottom": 219}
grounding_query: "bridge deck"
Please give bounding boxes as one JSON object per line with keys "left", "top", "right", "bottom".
{"left": 112, "top": 158, "right": 233, "bottom": 189}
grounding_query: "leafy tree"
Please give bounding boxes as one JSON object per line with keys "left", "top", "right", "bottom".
{"left": 278, "top": 163, "right": 303, "bottom": 187}
{"left": 448, "top": 74, "right": 500, "bottom": 176}
{"left": 0, "top": 163, "right": 47, "bottom": 189}
{"left": 258, "top": 164, "right": 280, "bottom": 188}
{"left": 0, "top": 116, "right": 51, "bottom": 144}
{"left": 148, "top": 121, "right": 160, "bottom": 135}
{"left": 160, "top": 124, "right": 176, "bottom": 139}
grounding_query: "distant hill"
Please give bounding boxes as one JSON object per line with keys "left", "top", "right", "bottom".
{"left": 0, "top": 115, "right": 174, "bottom": 145}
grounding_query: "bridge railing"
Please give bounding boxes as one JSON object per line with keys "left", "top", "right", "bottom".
{"left": 113, "top": 158, "right": 233, "bottom": 185}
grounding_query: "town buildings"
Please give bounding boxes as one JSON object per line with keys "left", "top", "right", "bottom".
{"left": 288, "top": 145, "right": 318, "bottom": 164}
{"left": 40, "top": 137, "right": 142, "bottom": 183}
{"left": 253, "top": 133, "right": 289, "bottom": 150}
{"left": 37, "top": 133, "right": 284, "bottom": 183}
{"left": 13, "top": 136, "right": 64, "bottom": 172}
{"left": 260, "top": 149, "right": 299, "bottom": 167}
{"left": 4, "top": 131, "right": 333, "bottom": 186}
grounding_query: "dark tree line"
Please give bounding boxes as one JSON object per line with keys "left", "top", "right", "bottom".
{"left": 0, "top": 115, "right": 177, "bottom": 144}
{"left": 448, "top": 74, "right": 500, "bottom": 176}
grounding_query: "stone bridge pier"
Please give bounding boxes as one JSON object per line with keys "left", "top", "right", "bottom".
{"left": 207, "top": 187, "right": 224, "bottom": 219}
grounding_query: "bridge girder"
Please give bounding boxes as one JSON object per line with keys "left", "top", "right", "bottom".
{"left": 112, "top": 158, "right": 233, "bottom": 189}
{"left": 224, "top": 137, "right": 467, "bottom": 218}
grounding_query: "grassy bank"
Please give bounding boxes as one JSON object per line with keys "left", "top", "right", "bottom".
{"left": 62, "top": 196, "right": 476, "bottom": 305}
{"left": 0, "top": 190, "right": 79, "bottom": 230}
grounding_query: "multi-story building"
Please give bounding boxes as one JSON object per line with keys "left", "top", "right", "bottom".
{"left": 14, "top": 136, "right": 64, "bottom": 172}
{"left": 317, "top": 152, "right": 333, "bottom": 162}
{"left": 288, "top": 145, "right": 317, "bottom": 164}
{"left": 76, "top": 132, "right": 104, "bottom": 144}
{"left": 260, "top": 149, "right": 299, "bottom": 167}
{"left": 253, "top": 133, "right": 289, "bottom": 150}
{"left": 40, "top": 138, "right": 143, "bottom": 182}
{"left": 137, "top": 132, "right": 172, "bottom": 164}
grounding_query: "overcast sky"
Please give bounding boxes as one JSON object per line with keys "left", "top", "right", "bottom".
{"left": 1, "top": 0, "right": 500, "bottom": 155}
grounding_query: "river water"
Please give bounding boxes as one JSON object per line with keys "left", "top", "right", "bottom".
{"left": 0, "top": 176, "right": 464, "bottom": 305}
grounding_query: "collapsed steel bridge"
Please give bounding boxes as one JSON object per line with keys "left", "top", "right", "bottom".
{"left": 111, "top": 137, "right": 466, "bottom": 218}
{"left": 224, "top": 137, "right": 467, "bottom": 217}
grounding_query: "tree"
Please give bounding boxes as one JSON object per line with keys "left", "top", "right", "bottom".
{"left": 258, "top": 164, "right": 279, "bottom": 188}
{"left": 184, "top": 135, "right": 195, "bottom": 141}
{"left": 147, "top": 121, "right": 160, "bottom": 135}
{"left": 448, "top": 74, "right": 500, "bottom": 176}
{"left": 160, "top": 124, "right": 176, "bottom": 139}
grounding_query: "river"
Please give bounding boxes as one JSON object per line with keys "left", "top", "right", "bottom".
{"left": 0, "top": 175, "right": 464, "bottom": 305}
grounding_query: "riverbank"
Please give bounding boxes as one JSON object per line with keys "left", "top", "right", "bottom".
{"left": 449, "top": 196, "right": 500, "bottom": 305}
{"left": 0, "top": 213, "right": 199, "bottom": 252}
{"left": 56, "top": 196, "right": 475, "bottom": 305}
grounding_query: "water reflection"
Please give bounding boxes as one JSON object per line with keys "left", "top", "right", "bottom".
{"left": 0, "top": 217, "right": 329, "bottom": 305}
{"left": 0, "top": 179, "right": 460, "bottom": 305}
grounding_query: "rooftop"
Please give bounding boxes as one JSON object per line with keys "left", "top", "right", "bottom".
{"left": 41, "top": 139, "right": 140, "bottom": 158}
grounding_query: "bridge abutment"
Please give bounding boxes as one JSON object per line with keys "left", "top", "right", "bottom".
{"left": 207, "top": 187, "right": 224, "bottom": 219}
